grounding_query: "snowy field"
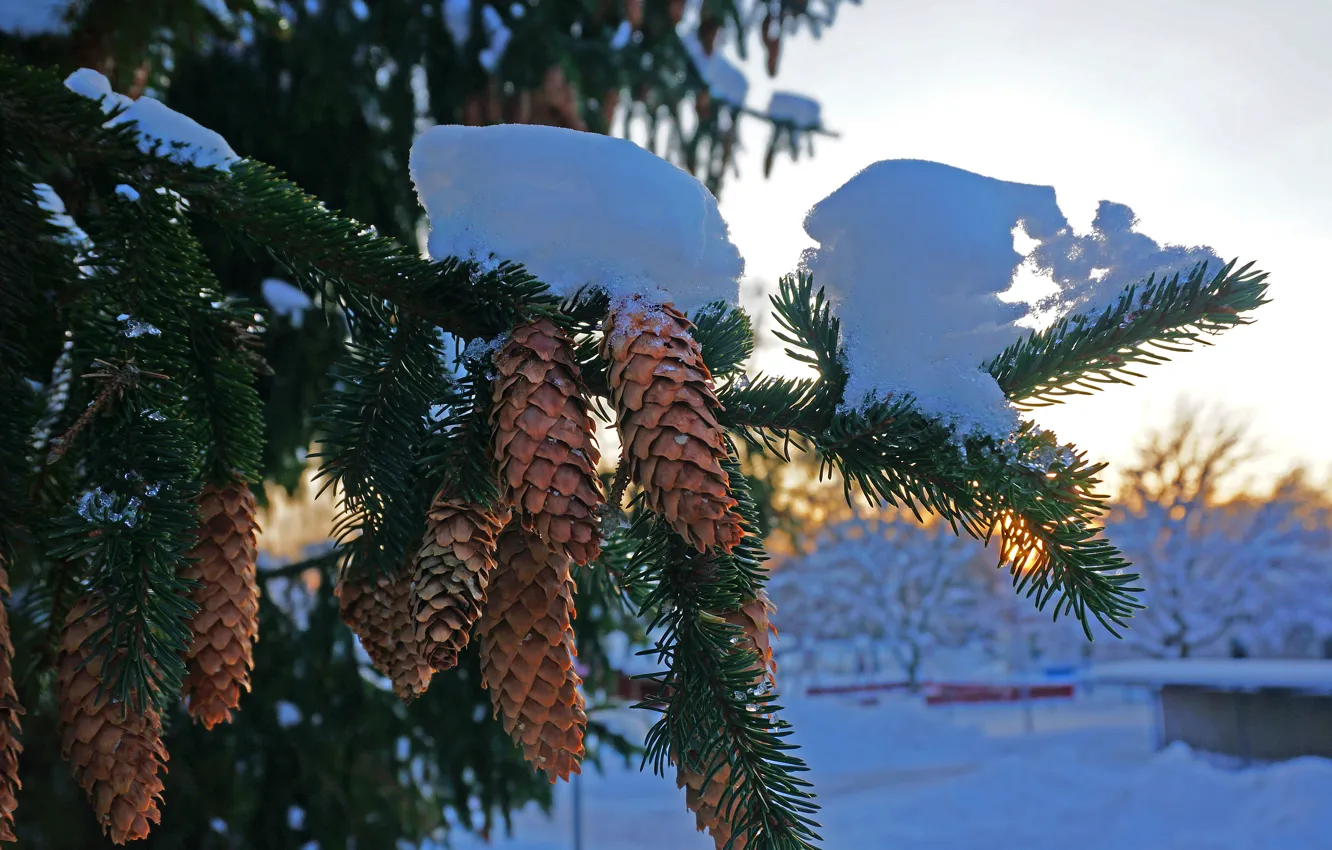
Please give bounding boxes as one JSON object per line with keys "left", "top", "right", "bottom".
{"left": 452, "top": 690, "right": 1332, "bottom": 850}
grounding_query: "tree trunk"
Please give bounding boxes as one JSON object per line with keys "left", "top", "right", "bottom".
{"left": 905, "top": 649, "right": 923, "bottom": 692}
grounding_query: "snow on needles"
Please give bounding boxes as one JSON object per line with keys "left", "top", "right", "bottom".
{"left": 802, "top": 159, "right": 1220, "bottom": 437}
{"left": 768, "top": 92, "right": 821, "bottom": 128}
{"left": 64, "top": 69, "right": 239, "bottom": 172}
{"left": 410, "top": 124, "right": 744, "bottom": 312}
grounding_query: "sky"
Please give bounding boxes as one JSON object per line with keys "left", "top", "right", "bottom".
{"left": 716, "top": 0, "right": 1332, "bottom": 489}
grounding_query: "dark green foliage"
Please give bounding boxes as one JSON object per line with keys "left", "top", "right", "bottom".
{"left": 988, "top": 259, "right": 1270, "bottom": 408}
{"left": 419, "top": 344, "right": 501, "bottom": 510}
{"left": 691, "top": 300, "right": 756, "bottom": 380}
{"left": 313, "top": 308, "right": 447, "bottom": 581}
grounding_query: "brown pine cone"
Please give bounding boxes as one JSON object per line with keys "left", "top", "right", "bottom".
{"left": 699, "top": 13, "right": 721, "bottom": 55}
{"left": 492, "top": 319, "right": 605, "bottom": 566}
{"left": 336, "top": 566, "right": 433, "bottom": 701}
{"left": 410, "top": 496, "right": 509, "bottom": 671}
{"left": 57, "top": 598, "right": 168, "bottom": 845}
{"left": 382, "top": 565, "right": 434, "bottom": 702}
{"left": 477, "top": 525, "right": 586, "bottom": 782}
{"left": 181, "top": 480, "right": 260, "bottom": 730}
{"left": 602, "top": 298, "right": 743, "bottom": 553}
{"left": 676, "top": 595, "right": 776, "bottom": 850}
{"left": 623, "top": 0, "right": 643, "bottom": 29}
{"left": 762, "top": 13, "right": 783, "bottom": 77}
{"left": 335, "top": 571, "right": 394, "bottom": 675}
{"left": 0, "top": 560, "right": 22, "bottom": 842}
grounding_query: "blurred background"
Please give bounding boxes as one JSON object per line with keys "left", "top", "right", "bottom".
{"left": 3, "top": 1, "right": 1330, "bottom": 848}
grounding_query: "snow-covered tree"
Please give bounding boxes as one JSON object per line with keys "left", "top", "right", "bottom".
{"left": 769, "top": 515, "right": 991, "bottom": 687}
{"left": 1107, "top": 409, "right": 1331, "bottom": 658}
{"left": 0, "top": 57, "right": 1275, "bottom": 848}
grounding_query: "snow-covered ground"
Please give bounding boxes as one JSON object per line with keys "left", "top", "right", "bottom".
{"left": 452, "top": 689, "right": 1332, "bottom": 849}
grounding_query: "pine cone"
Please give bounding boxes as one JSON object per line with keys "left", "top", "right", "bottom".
{"left": 57, "top": 598, "right": 168, "bottom": 845}
{"left": 0, "top": 561, "right": 22, "bottom": 842}
{"left": 762, "top": 13, "right": 783, "bottom": 77}
{"left": 676, "top": 595, "right": 777, "bottom": 849}
{"left": 602, "top": 298, "right": 742, "bottom": 553}
{"left": 492, "top": 319, "right": 605, "bottom": 566}
{"left": 477, "top": 526, "right": 586, "bottom": 782}
{"left": 336, "top": 571, "right": 394, "bottom": 675}
{"left": 338, "top": 565, "right": 434, "bottom": 702}
{"left": 410, "top": 496, "right": 509, "bottom": 671}
{"left": 699, "top": 13, "right": 721, "bottom": 55}
{"left": 181, "top": 480, "right": 260, "bottom": 730}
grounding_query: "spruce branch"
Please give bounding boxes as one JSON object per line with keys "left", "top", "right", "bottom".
{"left": 418, "top": 354, "right": 501, "bottom": 509}
{"left": 195, "top": 161, "right": 560, "bottom": 339}
{"left": 691, "top": 300, "right": 755, "bottom": 380}
{"left": 313, "top": 308, "right": 446, "bottom": 580}
{"left": 629, "top": 457, "right": 820, "bottom": 850}
{"left": 769, "top": 272, "right": 846, "bottom": 404}
{"left": 988, "top": 259, "right": 1269, "bottom": 408}
{"left": 816, "top": 403, "right": 1142, "bottom": 636}
{"left": 716, "top": 274, "right": 846, "bottom": 454}
{"left": 719, "top": 374, "right": 820, "bottom": 457}
{"left": 48, "top": 393, "right": 201, "bottom": 714}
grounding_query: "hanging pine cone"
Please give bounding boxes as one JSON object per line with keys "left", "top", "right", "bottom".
{"left": 623, "top": 0, "right": 643, "bottom": 29}
{"left": 181, "top": 480, "right": 260, "bottom": 730}
{"left": 600, "top": 87, "right": 621, "bottom": 129}
{"left": 602, "top": 297, "right": 742, "bottom": 553}
{"left": 382, "top": 566, "right": 434, "bottom": 701}
{"left": 699, "top": 12, "right": 721, "bottom": 55}
{"left": 335, "top": 571, "right": 394, "bottom": 675}
{"left": 410, "top": 496, "right": 509, "bottom": 671}
{"left": 762, "top": 13, "right": 783, "bottom": 77}
{"left": 477, "top": 525, "right": 585, "bottom": 782}
{"left": 335, "top": 565, "right": 432, "bottom": 700}
{"left": 491, "top": 319, "right": 605, "bottom": 566}
{"left": 0, "top": 560, "right": 22, "bottom": 843}
{"left": 57, "top": 598, "right": 168, "bottom": 845}
{"left": 676, "top": 595, "right": 776, "bottom": 850}
{"left": 340, "top": 564, "right": 434, "bottom": 701}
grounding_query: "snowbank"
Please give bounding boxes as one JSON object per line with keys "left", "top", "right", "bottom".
{"left": 65, "top": 69, "right": 239, "bottom": 172}
{"left": 1091, "top": 659, "right": 1332, "bottom": 692}
{"left": 410, "top": 124, "right": 743, "bottom": 312}
{"left": 450, "top": 693, "right": 1332, "bottom": 849}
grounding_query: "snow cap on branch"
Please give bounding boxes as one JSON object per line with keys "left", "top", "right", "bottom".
{"left": 768, "top": 92, "right": 821, "bottom": 128}
{"left": 802, "top": 159, "right": 1220, "bottom": 437}
{"left": 681, "top": 33, "right": 749, "bottom": 106}
{"left": 801, "top": 159, "right": 1066, "bottom": 436}
{"left": 64, "top": 69, "right": 239, "bottom": 172}
{"left": 410, "top": 124, "right": 744, "bottom": 312}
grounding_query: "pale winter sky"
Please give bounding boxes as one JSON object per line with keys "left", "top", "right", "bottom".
{"left": 717, "top": 0, "right": 1331, "bottom": 490}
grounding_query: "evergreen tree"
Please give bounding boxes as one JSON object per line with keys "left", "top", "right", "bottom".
{"left": 3, "top": 2, "right": 848, "bottom": 846}
{"left": 1, "top": 4, "right": 1272, "bottom": 849}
